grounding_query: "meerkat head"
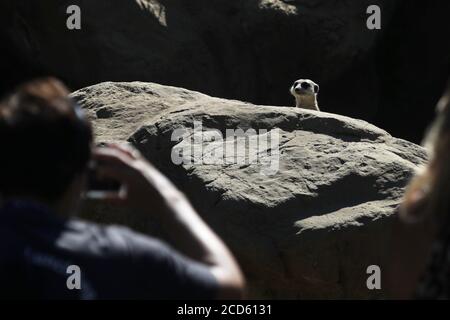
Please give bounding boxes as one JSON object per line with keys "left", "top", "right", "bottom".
{"left": 290, "top": 79, "right": 319, "bottom": 99}
{"left": 290, "top": 79, "right": 320, "bottom": 111}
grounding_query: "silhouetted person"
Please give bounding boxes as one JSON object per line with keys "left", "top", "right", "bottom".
{"left": 388, "top": 81, "right": 450, "bottom": 299}
{"left": 0, "top": 78, "right": 244, "bottom": 299}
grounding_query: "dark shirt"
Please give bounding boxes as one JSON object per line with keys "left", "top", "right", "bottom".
{"left": 415, "top": 216, "right": 450, "bottom": 299}
{"left": 0, "top": 201, "right": 218, "bottom": 300}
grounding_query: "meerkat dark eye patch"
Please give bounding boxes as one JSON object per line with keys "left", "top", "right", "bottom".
{"left": 301, "top": 82, "right": 310, "bottom": 89}
{"left": 314, "top": 85, "right": 319, "bottom": 93}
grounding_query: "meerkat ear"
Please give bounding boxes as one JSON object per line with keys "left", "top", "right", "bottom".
{"left": 314, "top": 84, "right": 319, "bottom": 93}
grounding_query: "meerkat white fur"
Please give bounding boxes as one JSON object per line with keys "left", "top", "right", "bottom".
{"left": 290, "top": 79, "right": 320, "bottom": 111}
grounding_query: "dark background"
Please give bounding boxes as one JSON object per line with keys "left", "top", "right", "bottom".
{"left": 1, "top": 0, "right": 449, "bottom": 144}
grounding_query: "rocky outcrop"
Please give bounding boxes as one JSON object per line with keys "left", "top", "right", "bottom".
{"left": 73, "top": 81, "right": 427, "bottom": 299}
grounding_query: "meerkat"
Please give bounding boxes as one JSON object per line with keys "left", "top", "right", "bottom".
{"left": 290, "top": 79, "right": 320, "bottom": 111}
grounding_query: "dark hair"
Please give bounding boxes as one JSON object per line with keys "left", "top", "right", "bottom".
{"left": 401, "top": 80, "right": 450, "bottom": 224}
{"left": 0, "top": 78, "right": 92, "bottom": 202}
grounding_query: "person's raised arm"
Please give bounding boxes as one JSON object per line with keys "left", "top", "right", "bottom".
{"left": 94, "top": 144, "right": 245, "bottom": 299}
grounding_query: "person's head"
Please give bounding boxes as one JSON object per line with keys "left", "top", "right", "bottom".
{"left": 400, "top": 81, "right": 450, "bottom": 225}
{"left": 0, "top": 77, "right": 92, "bottom": 214}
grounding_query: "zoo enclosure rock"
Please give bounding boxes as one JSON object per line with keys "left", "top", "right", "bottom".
{"left": 72, "top": 81, "right": 427, "bottom": 299}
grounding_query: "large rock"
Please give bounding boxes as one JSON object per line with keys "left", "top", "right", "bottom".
{"left": 72, "top": 81, "right": 427, "bottom": 299}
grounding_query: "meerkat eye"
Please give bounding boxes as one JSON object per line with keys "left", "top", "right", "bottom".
{"left": 314, "top": 85, "right": 319, "bottom": 93}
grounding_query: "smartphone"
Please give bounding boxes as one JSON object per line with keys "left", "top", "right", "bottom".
{"left": 84, "top": 158, "right": 122, "bottom": 200}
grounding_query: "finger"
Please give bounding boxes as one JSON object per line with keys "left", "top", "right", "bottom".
{"left": 93, "top": 147, "right": 132, "bottom": 166}
{"left": 109, "top": 143, "right": 142, "bottom": 160}
{"left": 108, "top": 143, "right": 158, "bottom": 171}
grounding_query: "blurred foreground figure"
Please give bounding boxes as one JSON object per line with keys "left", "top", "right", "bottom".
{"left": 0, "top": 78, "right": 244, "bottom": 299}
{"left": 388, "top": 82, "right": 450, "bottom": 299}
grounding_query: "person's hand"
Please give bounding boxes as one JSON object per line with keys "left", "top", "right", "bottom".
{"left": 93, "top": 143, "right": 185, "bottom": 218}
{"left": 94, "top": 144, "right": 245, "bottom": 299}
